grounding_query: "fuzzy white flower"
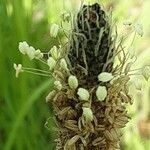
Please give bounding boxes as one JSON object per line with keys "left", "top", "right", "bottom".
{"left": 77, "top": 88, "right": 90, "bottom": 101}
{"left": 50, "top": 23, "right": 59, "bottom": 37}
{"left": 98, "top": 72, "right": 113, "bottom": 82}
{"left": 19, "top": 41, "right": 29, "bottom": 55}
{"left": 26, "top": 46, "right": 36, "bottom": 60}
{"left": 13, "top": 63, "right": 23, "bottom": 78}
{"left": 68, "top": 75, "right": 78, "bottom": 89}
{"left": 19, "top": 42, "right": 42, "bottom": 60}
{"left": 54, "top": 81, "right": 62, "bottom": 91}
{"left": 50, "top": 46, "right": 60, "bottom": 60}
{"left": 47, "top": 57, "right": 56, "bottom": 70}
{"left": 82, "top": 107, "right": 93, "bottom": 122}
{"left": 96, "top": 86, "right": 107, "bottom": 101}
{"left": 34, "top": 49, "right": 43, "bottom": 59}
{"left": 60, "top": 58, "right": 68, "bottom": 71}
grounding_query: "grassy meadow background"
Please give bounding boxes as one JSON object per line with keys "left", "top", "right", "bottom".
{"left": 0, "top": 0, "right": 150, "bottom": 149}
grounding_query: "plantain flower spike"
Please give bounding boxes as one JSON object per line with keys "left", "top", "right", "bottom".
{"left": 15, "top": 2, "right": 144, "bottom": 150}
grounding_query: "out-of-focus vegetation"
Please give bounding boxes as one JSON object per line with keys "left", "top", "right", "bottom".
{"left": 0, "top": 0, "right": 149, "bottom": 150}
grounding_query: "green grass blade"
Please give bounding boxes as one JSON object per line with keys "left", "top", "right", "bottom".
{"left": 4, "top": 79, "right": 53, "bottom": 150}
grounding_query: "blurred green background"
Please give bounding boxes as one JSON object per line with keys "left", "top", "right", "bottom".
{"left": 0, "top": 0, "right": 150, "bottom": 150}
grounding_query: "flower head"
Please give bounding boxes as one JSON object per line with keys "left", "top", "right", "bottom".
{"left": 34, "top": 49, "right": 43, "bottom": 59}
{"left": 77, "top": 88, "right": 90, "bottom": 101}
{"left": 50, "top": 46, "right": 60, "bottom": 60}
{"left": 60, "top": 58, "right": 68, "bottom": 71}
{"left": 47, "top": 57, "right": 56, "bottom": 70}
{"left": 68, "top": 75, "right": 78, "bottom": 89}
{"left": 13, "top": 63, "right": 23, "bottom": 78}
{"left": 82, "top": 107, "right": 93, "bottom": 122}
{"left": 27, "top": 46, "right": 36, "bottom": 60}
{"left": 19, "top": 41, "right": 29, "bottom": 55}
{"left": 96, "top": 86, "right": 107, "bottom": 101}
{"left": 98, "top": 72, "right": 113, "bottom": 82}
{"left": 19, "top": 42, "right": 43, "bottom": 60}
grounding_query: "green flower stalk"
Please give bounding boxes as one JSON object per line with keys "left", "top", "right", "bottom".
{"left": 14, "top": 2, "right": 149, "bottom": 150}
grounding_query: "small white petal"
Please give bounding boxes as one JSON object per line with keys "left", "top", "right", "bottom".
{"left": 19, "top": 41, "right": 29, "bottom": 55}
{"left": 27, "top": 46, "right": 35, "bottom": 60}
{"left": 98, "top": 72, "right": 113, "bottom": 82}
{"left": 142, "top": 66, "right": 150, "bottom": 81}
{"left": 68, "top": 75, "right": 78, "bottom": 89}
{"left": 82, "top": 107, "right": 93, "bottom": 122}
{"left": 50, "top": 23, "right": 59, "bottom": 37}
{"left": 13, "top": 63, "right": 23, "bottom": 78}
{"left": 34, "top": 49, "right": 43, "bottom": 59}
{"left": 60, "top": 58, "right": 68, "bottom": 71}
{"left": 54, "top": 81, "right": 62, "bottom": 91}
{"left": 47, "top": 57, "right": 56, "bottom": 70}
{"left": 50, "top": 46, "right": 60, "bottom": 60}
{"left": 77, "top": 88, "right": 90, "bottom": 101}
{"left": 96, "top": 86, "right": 107, "bottom": 101}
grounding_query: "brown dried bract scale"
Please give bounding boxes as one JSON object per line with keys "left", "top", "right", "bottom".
{"left": 47, "top": 2, "right": 135, "bottom": 150}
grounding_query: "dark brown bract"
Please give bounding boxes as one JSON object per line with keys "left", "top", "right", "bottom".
{"left": 68, "top": 3, "right": 114, "bottom": 88}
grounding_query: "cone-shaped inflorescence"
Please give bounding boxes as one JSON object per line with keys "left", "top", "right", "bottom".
{"left": 45, "top": 3, "right": 133, "bottom": 150}
{"left": 68, "top": 3, "right": 114, "bottom": 88}
{"left": 15, "top": 2, "right": 146, "bottom": 150}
